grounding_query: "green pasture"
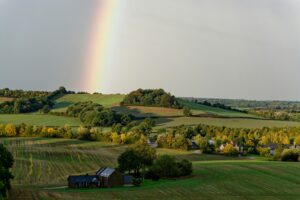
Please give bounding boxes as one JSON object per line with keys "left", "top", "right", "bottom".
{"left": 178, "top": 99, "right": 260, "bottom": 118}
{"left": 155, "top": 116, "right": 300, "bottom": 129}
{"left": 0, "top": 114, "right": 82, "bottom": 127}
{"left": 52, "top": 94, "right": 125, "bottom": 112}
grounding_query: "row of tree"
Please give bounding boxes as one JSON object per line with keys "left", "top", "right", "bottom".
{"left": 0, "top": 118, "right": 155, "bottom": 144}
{"left": 0, "top": 87, "right": 69, "bottom": 114}
{"left": 121, "top": 89, "right": 182, "bottom": 108}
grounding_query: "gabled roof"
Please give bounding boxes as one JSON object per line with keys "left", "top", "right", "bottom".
{"left": 68, "top": 175, "right": 99, "bottom": 184}
{"left": 96, "top": 167, "right": 115, "bottom": 177}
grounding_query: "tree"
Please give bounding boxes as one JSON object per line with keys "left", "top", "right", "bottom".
{"left": 118, "top": 141, "right": 156, "bottom": 177}
{"left": 4, "top": 124, "right": 16, "bottom": 137}
{"left": 41, "top": 105, "right": 50, "bottom": 114}
{"left": 0, "top": 144, "right": 14, "bottom": 198}
{"left": 183, "top": 107, "right": 192, "bottom": 117}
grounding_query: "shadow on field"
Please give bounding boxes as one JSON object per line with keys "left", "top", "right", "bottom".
{"left": 53, "top": 101, "right": 73, "bottom": 110}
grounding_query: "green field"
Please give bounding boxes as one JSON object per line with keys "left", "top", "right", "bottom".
{"left": 0, "top": 114, "right": 82, "bottom": 126}
{"left": 155, "top": 116, "right": 300, "bottom": 129}
{"left": 52, "top": 94, "right": 125, "bottom": 112}
{"left": 178, "top": 99, "right": 260, "bottom": 118}
{"left": 2, "top": 137, "right": 300, "bottom": 200}
{"left": 113, "top": 106, "right": 183, "bottom": 117}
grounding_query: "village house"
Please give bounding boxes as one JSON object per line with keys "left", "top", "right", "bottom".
{"left": 147, "top": 139, "right": 158, "bottom": 148}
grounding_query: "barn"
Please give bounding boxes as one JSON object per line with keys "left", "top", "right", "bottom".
{"left": 96, "top": 167, "right": 123, "bottom": 187}
{"left": 67, "top": 175, "right": 100, "bottom": 188}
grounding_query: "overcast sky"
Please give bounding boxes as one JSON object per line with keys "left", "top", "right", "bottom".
{"left": 0, "top": 0, "right": 300, "bottom": 100}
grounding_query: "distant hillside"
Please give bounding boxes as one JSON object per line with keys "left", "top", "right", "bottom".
{"left": 52, "top": 94, "right": 125, "bottom": 112}
{"left": 183, "top": 97, "right": 300, "bottom": 110}
{"left": 177, "top": 99, "right": 260, "bottom": 118}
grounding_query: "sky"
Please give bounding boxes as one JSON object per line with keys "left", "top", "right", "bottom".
{"left": 0, "top": 0, "right": 300, "bottom": 100}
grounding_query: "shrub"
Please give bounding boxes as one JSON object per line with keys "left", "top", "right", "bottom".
{"left": 148, "top": 155, "right": 193, "bottom": 179}
{"left": 132, "top": 178, "right": 142, "bottom": 186}
{"left": 257, "top": 147, "right": 271, "bottom": 157}
{"left": 222, "top": 144, "right": 239, "bottom": 156}
{"left": 281, "top": 149, "right": 300, "bottom": 162}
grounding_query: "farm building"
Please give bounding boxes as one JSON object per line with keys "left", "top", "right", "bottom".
{"left": 68, "top": 175, "right": 100, "bottom": 188}
{"left": 147, "top": 139, "right": 158, "bottom": 148}
{"left": 96, "top": 167, "right": 124, "bottom": 187}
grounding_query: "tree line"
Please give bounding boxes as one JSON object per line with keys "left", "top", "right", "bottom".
{"left": 0, "top": 87, "right": 69, "bottom": 114}
{"left": 121, "top": 89, "right": 182, "bottom": 109}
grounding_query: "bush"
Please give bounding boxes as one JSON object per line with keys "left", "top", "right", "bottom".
{"left": 148, "top": 155, "right": 193, "bottom": 179}
{"left": 281, "top": 149, "right": 300, "bottom": 162}
{"left": 132, "top": 178, "right": 142, "bottom": 186}
{"left": 257, "top": 147, "right": 271, "bottom": 157}
{"left": 222, "top": 144, "right": 239, "bottom": 156}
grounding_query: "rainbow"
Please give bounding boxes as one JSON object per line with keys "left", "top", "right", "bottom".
{"left": 83, "top": 0, "right": 120, "bottom": 93}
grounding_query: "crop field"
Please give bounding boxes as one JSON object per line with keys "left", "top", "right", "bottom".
{"left": 52, "top": 94, "right": 125, "bottom": 112}
{"left": 0, "top": 114, "right": 82, "bottom": 126}
{"left": 2, "top": 138, "right": 300, "bottom": 200}
{"left": 155, "top": 117, "right": 300, "bottom": 129}
{"left": 0, "top": 97, "right": 14, "bottom": 103}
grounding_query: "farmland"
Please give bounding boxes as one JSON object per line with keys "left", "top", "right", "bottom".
{"left": 0, "top": 97, "right": 13, "bottom": 103}
{"left": 0, "top": 114, "right": 82, "bottom": 127}
{"left": 1, "top": 93, "right": 300, "bottom": 129}
{"left": 3, "top": 137, "right": 300, "bottom": 200}
{"left": 155, "top": 116, "right": 300, "bottom": 129}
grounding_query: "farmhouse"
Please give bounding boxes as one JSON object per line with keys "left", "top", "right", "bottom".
{"left": 96, "top": 167, "right": 124, "bottom": 187}
{"left": 147, "top": 139, "right": 158, "bottom": 148}
{"left": 68, "top": 175, "right": 100, "bottom": 188}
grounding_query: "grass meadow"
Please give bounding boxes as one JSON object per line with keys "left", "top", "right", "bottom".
{"left": 0, "top": 114, "right": 82, "bottom": 127}
{"left": 154, "top": 117, "right": 300, "bottom": 129}
{"left": 52, "top": 94, "right": 125, "bottom": 112}
{"left": 2, "top": 137, "right": 300, "bottom": 200}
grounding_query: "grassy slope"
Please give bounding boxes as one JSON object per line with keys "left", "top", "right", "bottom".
{"left": 112, "top": 106, "right": 183, "bottom": 117}
{"left": 52, "top": 94, "right": 125, "bottom": 112}
{"left": 4, "top": 138, "right": 300, "bottom": 200}
{"left": 155, "top": 116, "right": 300, "bottom": 129}
{"left": 178, "top": 99, "right": 259, "bottom": 118}
{"left": 0, "top": 114, "right": 81, "bottom": 126}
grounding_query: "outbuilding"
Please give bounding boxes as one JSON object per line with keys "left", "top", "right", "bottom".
{"left": 96, "top": 167, "right": 123, "bottom": 187}
{"left": 67, "top": 175, "right": 100, "bottom": 188}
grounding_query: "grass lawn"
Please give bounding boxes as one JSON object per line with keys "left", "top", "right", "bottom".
{"left": 52, "top": 94, "right": 125, "bottom": 112}
{"left": 0, "top": 114, "right": 82, "bottom": 126}
{"left": 154, "top": 116, "right": 300, "bottom": 129}
{"left": 3, "top": 138, "right": 300, "bottom": 200}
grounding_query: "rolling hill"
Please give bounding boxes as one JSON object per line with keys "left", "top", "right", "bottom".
{"left": 52, "top": 94, "right": 125, "bottom": 112}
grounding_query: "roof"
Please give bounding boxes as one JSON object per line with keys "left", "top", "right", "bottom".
{"left": 96, "top": 167, "right": 115, "bottom": 177}
{"left": 68, "top": 175, "right": 99, "bottom": 184}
